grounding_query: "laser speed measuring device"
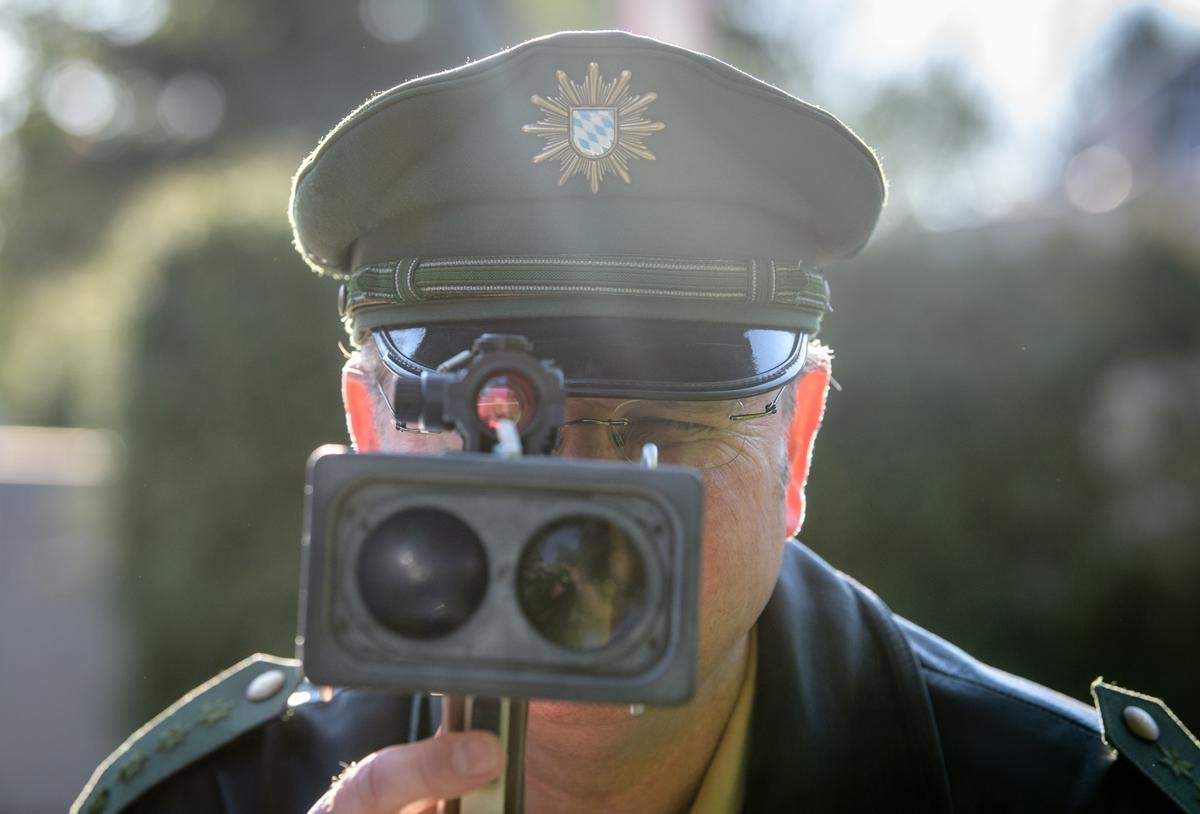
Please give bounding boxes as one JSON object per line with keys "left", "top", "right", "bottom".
{"left": 297, "top": 335, "right": 703, "bottom": 705}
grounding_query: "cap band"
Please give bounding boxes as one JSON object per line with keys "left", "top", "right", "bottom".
{"left": 344, "top": 254, "right": 830, "bottom": 335}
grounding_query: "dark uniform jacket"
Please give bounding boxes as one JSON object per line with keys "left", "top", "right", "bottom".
{"left": 97, "top": 542, "right": 1177, "bottom": 812}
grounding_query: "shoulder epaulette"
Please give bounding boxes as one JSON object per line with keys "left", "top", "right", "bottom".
{"left": 1092, "top": 678, "right": 1200, "bottom": 814}
{"left": 71, "top": 654, "right": 304, "bottom": 814}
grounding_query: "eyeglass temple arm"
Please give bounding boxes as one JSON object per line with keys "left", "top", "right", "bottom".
{"left": 729, "top": 388, "right": 785, "bottom": 422}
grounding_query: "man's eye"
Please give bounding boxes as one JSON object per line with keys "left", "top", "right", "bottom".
{"left": 625, "top": 418, "right": 715, "bottom": 445}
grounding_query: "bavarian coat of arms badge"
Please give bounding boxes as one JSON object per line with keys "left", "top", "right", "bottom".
{"left": 522, "top": 63, "right": 665, "bottom": 193}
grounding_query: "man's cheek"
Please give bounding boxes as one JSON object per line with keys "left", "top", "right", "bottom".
{"left": 703, "top": 450, "right": 784, "bottom": 534}
{"left": 699, "top": 470, "right": 768, "bottom": 590}
{"left": 707, "top": 458, "right": 786, "bottom": 580}
{"left": 379, "top": 431, "right": 464, "bottom": 455}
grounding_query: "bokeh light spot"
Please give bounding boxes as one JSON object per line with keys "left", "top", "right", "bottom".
{"left": 359, "top": 0, "right": 431, "bottom": 43}
{"left": 56, "top": 0, "right": 169, "bottom": 45}
{"left": 42, "top": 60, "right": 119, "bottom": 138}
{"left": 157, "top": 73, "right": 225, "bottom": 142}
{"left": 0, "top": 25, "right": 31, "bottom": 103}
{"left": 1064, "top": 144, "right": 1133, "bottom": 214}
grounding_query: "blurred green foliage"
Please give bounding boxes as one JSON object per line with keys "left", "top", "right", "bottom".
{"left": 1, "top": 149, "right": 346, "bottom": 719}
{"left": 1, "top": 151, "right": 298, "bottom": 427}
{"left": 121, "top": 217, "right": 344, "bottom": 716}
{"left": 811, "top": 211, "right": 1200, "bottom": 723}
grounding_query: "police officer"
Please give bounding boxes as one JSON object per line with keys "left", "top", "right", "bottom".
{"left": 74, "top": 31, "right": 1197, "bottom": 814}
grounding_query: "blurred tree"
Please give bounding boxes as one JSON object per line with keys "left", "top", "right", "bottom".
{"left": 856, "top": 62, "right": 992, "bottom": 212}
{"left": 808, "top": 210, "right": 1200, "bottom": 724}
{"left": 713, "top": 0, "right": 994, "bottom": 229}
{"left": 0, "top": 0, "right": 512, "bottom": 389}
{"left": 0, "top": 148, "right": 347, "bottom": 721}
{"left": 121, "top": 218, "right": 345, "bottom": 720}
{"left": 1071, "top": 7, "right": 1185, "bottom": 130}
{"left": 1062, "top": 7, "right": 1200, "bottom": 209}
{"left": 0, "top": 150, "right": 296, "bottom": 426}
{"left": 711, "top": 0, "right": 820, "bottom": 98}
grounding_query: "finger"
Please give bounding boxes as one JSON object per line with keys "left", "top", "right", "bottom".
{"left": 309, "top": 731, "right": 504, "bottom": 814}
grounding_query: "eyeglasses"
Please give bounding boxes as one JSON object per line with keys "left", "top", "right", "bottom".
{"left": 374, "top": 364, "right": 783, "bottom": 470}
{"left": 555, "top": 390, "right": 784, "bottom": 470}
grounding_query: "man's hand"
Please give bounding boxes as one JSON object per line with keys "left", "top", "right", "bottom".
{"left": 309, "top": 731, "right": 504, "bottom": 814}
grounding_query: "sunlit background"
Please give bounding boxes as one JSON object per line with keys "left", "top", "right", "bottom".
{"left": 1, "top": 1, "right": 1198, "bottom": 810}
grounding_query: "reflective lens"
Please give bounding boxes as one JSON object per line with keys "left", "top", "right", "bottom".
{"left": 357, "top": 508, "right": 488, "bottom": 639}
{"left": 476, "top": 373, "right": 534, "bottom": 431}
{"left": 378, "top": 319, "right": 805, "bottom": 400}
{"left": 516, "top": 517, "right": 646, "bottom": 651}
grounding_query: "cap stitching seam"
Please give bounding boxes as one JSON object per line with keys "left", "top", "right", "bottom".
{"left": 419, "top": 256, "right": 746, "bottom": 273}
{"left": 418, "top": 284, "right": 745, "bottom": 299}
{"left": 393, "top": 257, "right": 421, "bottom": 303}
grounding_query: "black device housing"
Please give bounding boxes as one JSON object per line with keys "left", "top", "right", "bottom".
{"left": 298, "top": 446, "right": 702, "bottom": 704}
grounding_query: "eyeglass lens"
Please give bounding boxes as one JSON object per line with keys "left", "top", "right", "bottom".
{"left": 558, "top": 401, "right": 759, "bottom": 470}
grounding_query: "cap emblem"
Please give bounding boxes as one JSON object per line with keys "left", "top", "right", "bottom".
{"left": 571, "top": 107, "right": 616, "bottom": 158}
{"left": 522, "top": 63, "right": 665, "bottom": 193}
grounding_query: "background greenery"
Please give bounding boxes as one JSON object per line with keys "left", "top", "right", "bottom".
{"left": 0, "top": 0, "right": 1196, "bottom": 730}
{"left": 814, "top": 213, "right": 1200, "bottom": 715}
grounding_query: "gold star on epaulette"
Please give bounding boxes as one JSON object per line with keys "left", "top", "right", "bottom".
{"left": 1159, "top": 745, "right": 1194, "bottom": 779}
{"left": 156, "top": 724, "right": 188, "bottom": 753}
{"left": 116, "top": 750, "right": 148, "bottom": 783}
{"left": 198, "top": 698, "right": 234, "bottom": 726}
{"left": 85, "top": 787, "right": 109, "bottom": 814}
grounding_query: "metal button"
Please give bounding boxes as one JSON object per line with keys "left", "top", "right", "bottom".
{"left": 1122, "top": 705, "right": 1160, "bottom": 742}
{"left": 245, "top": 669, "right": 286, "bottom": 703}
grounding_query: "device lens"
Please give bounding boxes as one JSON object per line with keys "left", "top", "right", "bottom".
{"left": 516, "top": 517, "right": 647, "bottom": 651}
{"left": 476, "top": 373, "right": 534, "bottom": 430}
{"left": 357, "top": 508, "right": 488, "bottom": 639}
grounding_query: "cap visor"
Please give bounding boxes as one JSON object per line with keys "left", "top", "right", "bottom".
{"left": 375, "top": 318, "right": 807, "bottom": 400}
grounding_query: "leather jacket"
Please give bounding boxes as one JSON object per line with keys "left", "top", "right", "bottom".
{"left": 116, "top": 541, "right": 1174, "bottom": 812}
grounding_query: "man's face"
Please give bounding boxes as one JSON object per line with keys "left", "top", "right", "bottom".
{"left": 364, "top": 380, "right": 792, "bottom": 707}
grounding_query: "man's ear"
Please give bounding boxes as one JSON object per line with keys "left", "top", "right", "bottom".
{"left": 341, "top": 362, "right": 381, "bottom": 453}
{"left": 785, "top": 365, "right": 832, "bottom": 537}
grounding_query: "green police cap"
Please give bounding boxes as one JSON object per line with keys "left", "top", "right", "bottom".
{"left": 290, "top": 30, "right": 884, "bottom": 399}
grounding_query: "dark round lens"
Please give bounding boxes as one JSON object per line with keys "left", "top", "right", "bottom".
{"left": 516, "top": 517, "right": 646, "bottom": 652}
{"left": 476, "top": 373, "right": 534, "bottom": 431}
{"left": 356, "top": 508, "right": 488, "bottom": 639}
